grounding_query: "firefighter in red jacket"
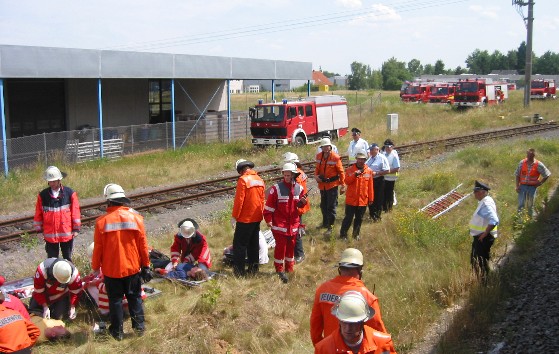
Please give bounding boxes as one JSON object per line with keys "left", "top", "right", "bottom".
{"left": 315, "top": 138, "right": 346, "bottom": 235}
{"left": 310, "top": 248, "right": 387, "bottom": 346}
{"left": 283, "top": 152, "right": 310, "bottom": 263}
{"left": 91, "top": 183, "right": 152, "bottom": 340}
{"left": 28, "top": 258, "right": 82, "bottom": 321}
{"left": 339, "top": 150, "right": 374, "bottom": 240}
{"left": 314, "top": 291, "right": 396, "bottom": 354}
{"left": 0, "top": 292, "right": 40, "bottom": 354}
{"left": 33, "top": 166, "right": 81, "bottom": 261}
{"left": 231, "top": 159, "right": 265, "bottom": 277}
{"left": 170, "top": 218, "right": 212, "bottom": 273}
{"left": 264, "top": 162, "right": 307, "bottom": 283}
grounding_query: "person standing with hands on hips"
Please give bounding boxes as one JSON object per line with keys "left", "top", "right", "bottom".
{"left": 514, "top": 148, "right": 551, "bottom": 217}
{"left": 91, "top": 184, "right": 152, "bottom": 340}
{"left": 33, "top": 166, "right": 81, "bottom": 262}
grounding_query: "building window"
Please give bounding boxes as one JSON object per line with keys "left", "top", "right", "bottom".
{"left": 149, "top": 80, "right": 172, "bottom": 124}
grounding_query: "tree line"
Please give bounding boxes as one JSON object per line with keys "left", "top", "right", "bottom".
{"left": 340, "top": 42, "right": 559, "bottom": 91}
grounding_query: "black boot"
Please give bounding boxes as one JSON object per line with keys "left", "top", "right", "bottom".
{"left": 247, "top": 263, "right": 259, "bottom": 276}
{"left": 277, "top": 272, "right": 289, "bottom": 283}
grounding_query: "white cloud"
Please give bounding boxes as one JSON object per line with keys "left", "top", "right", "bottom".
{"left": 469, "top": 4, "right": 499, "bottom": 19}
{"left": 337, "top": 0, "right": 362, "bottom": 8}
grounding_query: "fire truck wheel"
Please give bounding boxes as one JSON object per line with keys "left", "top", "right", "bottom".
{"left": 292, "top": 136, "right": 305, "bottom": 146}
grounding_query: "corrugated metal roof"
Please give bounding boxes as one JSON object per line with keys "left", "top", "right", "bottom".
{"left": 0, "top": 45, "right": 312, "bottom": 80}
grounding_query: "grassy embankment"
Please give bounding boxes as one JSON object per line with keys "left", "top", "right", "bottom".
{"left": 4, "top": 90, "right": 559, "bottom": 353}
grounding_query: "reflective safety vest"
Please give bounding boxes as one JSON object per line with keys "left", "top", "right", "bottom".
{"left": 92, "top": 206, "right": 150, "bottom": 278}
{"left": 33, "top": 186, "right": 81, "bottom": 243}
{"left": 232, "top": 170, "right": 265, "bottom": 223}
{"left": 263, "top": 181, "right": 304, "bottom": 236}
{"left": 519, "top": 159, "right": 541, "bottom": 186}
{"left": 469, "top": 198, "right": 498, "bottom": 237}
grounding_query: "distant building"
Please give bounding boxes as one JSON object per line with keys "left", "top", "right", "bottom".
{"left": 229, "top": 80, "right": 243, "bottom": 94}
{"left": 312, "top": 70, "right": 334, "bottom": 92}
{"left": 331, "top": 75, "right": 348, "bottom": 87}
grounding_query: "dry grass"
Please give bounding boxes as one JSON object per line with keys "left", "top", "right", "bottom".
{"left": 9, "top": 91, "right": 559, "bottom": 353}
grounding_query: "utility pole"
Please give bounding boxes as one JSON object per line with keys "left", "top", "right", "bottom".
{"left": 513, "top": 0, "right": 534, "bottom": 107}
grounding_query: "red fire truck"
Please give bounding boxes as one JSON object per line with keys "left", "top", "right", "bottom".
{"left": 428, "top": 83, "right": 456, "bottom": 104}
{"left": 249, "top": 95, "right": 348, "bottom": 147}
{"left": 401, "top": 82, "right": 433, "bottom": 103}
{"left": 530, "top": 79, "right": 556, "bottom": 99}
{"left": 453, "top": 78, "right": 508, "bottom": 108}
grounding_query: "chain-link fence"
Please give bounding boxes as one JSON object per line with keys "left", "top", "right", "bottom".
{"left": 0, "top": 111, "right": 250, "bottom": 173}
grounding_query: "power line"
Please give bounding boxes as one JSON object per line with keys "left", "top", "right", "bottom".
{"left": 102, "top": 0, "right": 467, "bottom": 52}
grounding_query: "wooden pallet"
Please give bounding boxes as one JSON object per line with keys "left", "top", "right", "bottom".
{"left": 420, "top": 183, "right": 471, "bottom": 219}
{"left": 65, "top": 138, "right": 124, "bottom": 163}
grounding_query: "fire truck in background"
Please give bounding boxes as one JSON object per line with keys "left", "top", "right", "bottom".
{"left": 530, "top": 79, "right": 556, "bottom": 99}
{"left": 249, "top": 95, "right": 348, "bottom": 147}
{"left": 453, "top": 78, "right": 508, "bottom": 108}
{"left": 428, "top": 82, "right": 456, "bottom": 104}
{"left": 401, "top": 82, "right": 433, "bottom": 103}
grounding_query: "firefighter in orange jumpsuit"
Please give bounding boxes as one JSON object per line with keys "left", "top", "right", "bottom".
{"left": 264, "top": 162, "right": 307, "bottom": 283}
{"left": 33, "top": 166, "right": 81, "bottom": 261}
{"left": 314, "top": 291, "right": 396, "bottom": 354}
{"left": 339, "top": 150, "right": 374, "bottom": 240}
{"left": 283, "top": 152, "right": 310, "bottom": 263}
{"left": 310, "top": 248, "right": 387, "bottom": 346}
{"left": 0, "top": 292, "right": 40, "bottom": 354}
{"left": 91, "top": 183, "right": 151, "bottom": 340}
{"left": 231, "top": 159, "right": 265, "bottom": 277}
{"left": 315, "top": 138, "right": 346, "bottom": 235}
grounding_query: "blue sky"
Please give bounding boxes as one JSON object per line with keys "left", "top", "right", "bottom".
{"left": 0, "top": 0, "right": 557, "bottom": 75}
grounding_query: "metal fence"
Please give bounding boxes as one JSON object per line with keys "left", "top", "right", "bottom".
{"left": 0, "top": 111, "right": 251, "bottom": 173}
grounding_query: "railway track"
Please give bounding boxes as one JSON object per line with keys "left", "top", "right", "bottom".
{"left": 1, "top": 122, "right": 557, "bottom": 244}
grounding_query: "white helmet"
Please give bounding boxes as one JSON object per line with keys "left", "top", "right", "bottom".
{"left": 331, "top": 291, "right": 375, "bottom": 323}
{"left": 53, "top": 261, "right": 73, "bottom": 284}
{"left": 318, "top": 138, "right": 332, "bottom": 148}
{"left": 339, "top": 248, "right": 364, "bottom": 268}
{"left": 354, "top": 149, "right": 368, "bottom": 160}
{"left": 235, "top": 159, "right": 255, "bottom": 173}
{"left": 179, "top": 220, "right": 196, "bottom": 238}
{"left": 87, "top": 242, "right": 95, "bottom": 259}
{"left": 282, "top": 162, "right": 298, "bottom": 174}
{"left": 44, "top": 166, "right": 64, "bottom": 181}
{"left": 283, "top": 152, "right": 299, "bottom": 164}
{"left": 103, "top": 183, "right": 130, "bottom": 204}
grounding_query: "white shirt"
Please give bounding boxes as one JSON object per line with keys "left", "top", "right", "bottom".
{"left": 347, "top": 138, "right": 369, "bottom": 161}
{"left": 383, "top": 150, "right": 400, "bottom": 181}
{"left": 365, "top": 153, "right": 389, "bottom": 177}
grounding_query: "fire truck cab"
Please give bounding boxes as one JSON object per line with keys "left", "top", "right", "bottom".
{"left": 428, "top": 83, "right": 456, "bottom": 104}
{"left": 530, "top": 79, "right": 557, "bottom": 100}
{"left": 453, "top": 78, "right": 508, "bottom": 108}
{"left": 249, "top": 95, "right": 348, "bottom": 147}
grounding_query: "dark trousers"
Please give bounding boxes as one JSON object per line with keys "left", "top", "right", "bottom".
{"left": 104, "top": 273, "right": 144, "bottom": 337}
{"left": 294, "top": 216, "right": 305, "bottom": 258}
{"left": 233, "top": 221, "right": 261, "bottom": 276}
{"left": 470, "top": 234, "right": 495, "bottom": 282}
{"left": 340, "top": 205, "right": 367, "bottom": 237}
{"left": 383, "top": 180, "right": 396, "bottom": 212}
{"left": 45, "top": 238, "right": 74, "bottom": 262}
{"left": 320, "top": 187, "right": 339, "bottom": 228}
{"left": 29, "top": 293, "right": 70, "bottom": 320}
{"left": 369, "top": 177, "right": 385, "bottom": 220}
